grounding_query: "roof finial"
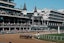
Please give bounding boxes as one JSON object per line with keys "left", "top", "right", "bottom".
{"left": 34, "top": 6, "right": 37, "bottom": 12}
{"left": 23, "top": 3, "right": 27, "bottom": 10}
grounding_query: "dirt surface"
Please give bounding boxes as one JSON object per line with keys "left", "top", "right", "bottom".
{"left": 0, "top": 33, "right": 56, "bottom": 43}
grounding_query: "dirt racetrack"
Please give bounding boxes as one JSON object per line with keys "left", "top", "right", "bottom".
{"left": 0, "top": 33, "right": 56, "bottom": 43}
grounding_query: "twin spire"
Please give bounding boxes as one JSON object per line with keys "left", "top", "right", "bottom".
{"left": 22, "top": 3, "right": 37, "bottom": 12}
{"left": 23, "top": 3, "right": 27, "bottom": 10}
{"left": 34, "top": 6, "right": 37, "bottom": 12}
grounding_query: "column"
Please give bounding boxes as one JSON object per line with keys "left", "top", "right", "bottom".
{"left": 44, "top": 21, "right": 46, "bottom": 25}
{"left": 9, "top": 27, "right": 10, "bottom": 31}
{"left": 3, "top": 28, "right": 4, "bottom": 31}
{"left": 47, "top": 21, "right": 48, "bottom": 25}
{"left": 14, "top": 27, "right": 16, "bottom": 31}
{"left": 8, "top": 21, "right": 10, "bottom": 25}
{"left": 32, "top": 19, "right": 34, "bottom": 25}
{"left": 42, "top": 20, "right": 43, "bottom": 25}
{"left": 29, "top": 27, "right": 31, "bottom": 31}
{"left": 14, "top": 18, "right": 15, "bottom": 25}
{"left": 23, "top": 27, "right": 24, "bottom": 31}
{"left": 29, "top": 20, "right": 30, "bottom": 25}
{"left": 19, "top": 27, "right": 21, "bottom": 31}
{"left": 32, "top": 17, "right": 34, "bottom": 25}
{"left": 58, "top": 26, "right": 60, "bottom": 34}
{"left": 2, "top": 22, "right": 4, "bottom": 26}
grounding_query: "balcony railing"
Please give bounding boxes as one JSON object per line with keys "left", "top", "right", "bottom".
{"left": 0, "top": 0, "right": 15, "bottom": 6}
{"left": 0, "top": 0, "right": 14, "bottom": 3}
{"left": 0, "top": 10, "right": 21, "bottom": 15}
{"left": 31, "top": 24, "right": 47, "bottom": 27}
{"left": 50, "top": 13, "right": 64, "bottom": 17}
{"left": 48, "top": 23, "right": 64, "bottom": 26}
{"left": 0, "top": 23, "right": 31, "bottom": 26}
{"left": 0, "top": 10, "right": 29, "bottom": 18}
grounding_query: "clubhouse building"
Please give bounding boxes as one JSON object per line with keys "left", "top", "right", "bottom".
{"left": 0, "top": 0, "right": 64, "bottom": 34}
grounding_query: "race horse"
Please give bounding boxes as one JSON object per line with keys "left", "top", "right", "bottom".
{"left": 20, "top": 34, "right": 33, "bottom": 39}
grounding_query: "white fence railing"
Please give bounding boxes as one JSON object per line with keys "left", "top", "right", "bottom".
{"left": 38, "top": 35, "right": 64, "bottom": 41}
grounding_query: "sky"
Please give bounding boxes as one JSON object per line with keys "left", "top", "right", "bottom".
{"left": 14, "top": 0, "right": 64, "bottom": 11}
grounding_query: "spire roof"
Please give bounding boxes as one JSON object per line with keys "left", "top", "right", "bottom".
{"left": 34, "top": 6, "right": 37, "bottom": 12}
{"left": 23, "top": 3, "right": 27, "bottom": 10}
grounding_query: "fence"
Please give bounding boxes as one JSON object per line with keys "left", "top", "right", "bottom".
{"left": 36, "top": 35, "right": 64, "bottom": 41}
